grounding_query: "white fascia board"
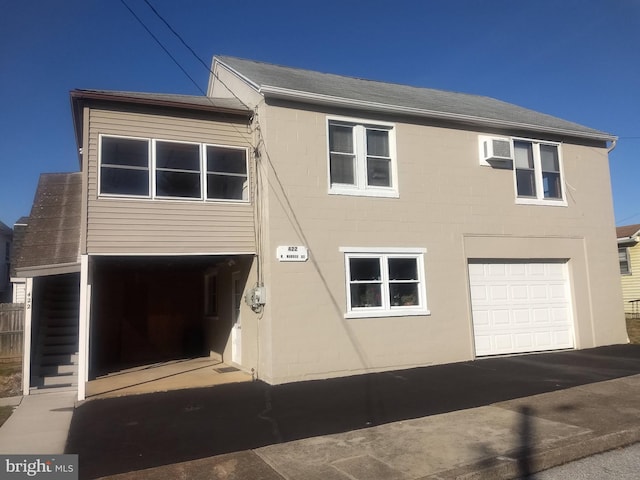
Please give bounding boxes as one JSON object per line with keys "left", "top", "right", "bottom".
{"left": 617, "top": 236, "right": 640, "bottom": 245}
{"left": 259, "top": 85, "right": 616, "bottom": 143}
{"left": 210, "top": 59, "right": 261, "bottom": 96}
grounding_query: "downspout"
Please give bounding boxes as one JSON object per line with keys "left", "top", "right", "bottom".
{"left": 607, "top": 138, "right": 618, "bottom": 153}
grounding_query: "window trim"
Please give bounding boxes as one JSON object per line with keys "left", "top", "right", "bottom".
{"left": 327, "top": 116, "right": 399, "bottom": 198}
{"left": 98, "top": 134, "right": 249, "bottom": 203}
{"left": 512, "top": 137, "right": 567, "bottom": 207}
{"left": 340, "top": 247, "right": 429, "bottom": 318}
{"left": 619, "top": 246, "right": 632, "bottom": 275}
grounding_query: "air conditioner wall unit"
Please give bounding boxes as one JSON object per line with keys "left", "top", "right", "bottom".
{"left": 479, "top": 136, "right": 513, "bottom": 166}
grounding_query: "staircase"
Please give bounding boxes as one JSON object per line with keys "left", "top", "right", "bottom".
{"left": 30, "top": 274, "right": 80, "bottom": 394}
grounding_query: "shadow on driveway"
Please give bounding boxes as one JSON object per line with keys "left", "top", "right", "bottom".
{"left": 66, "top": 344, "right": 640, "bottom": 479}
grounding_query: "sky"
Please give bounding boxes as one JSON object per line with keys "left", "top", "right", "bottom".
{"left": 1, "top": 0, "right": 639, "bottom": 228}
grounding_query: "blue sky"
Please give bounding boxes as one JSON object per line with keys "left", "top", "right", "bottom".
{"left": 1, "top": 0, "right": 639, "bottom": 228}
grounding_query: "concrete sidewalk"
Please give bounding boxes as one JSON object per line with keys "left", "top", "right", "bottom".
{"left": 98, "top": 373, "right": 640, "bottom": 480}
{"left": 0, "top": 391, "right": 76, "bottom": 454}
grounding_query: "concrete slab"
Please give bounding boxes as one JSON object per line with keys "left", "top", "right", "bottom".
{"left": 0, "top": 395, "right": 22, "bottom": 407}
{"left": 255, "top": 405, "right": 589, "bottom": 480}
{"left": 98, "top": 451, "right": 285, "bottom": 480}
{"left": 0, "top": 391, "right": 75, "bottom": 454}
{"left": 86, "top": 358, "right": 252, "bottom": 399}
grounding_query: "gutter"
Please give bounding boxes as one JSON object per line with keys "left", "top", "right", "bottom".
{"left": 259, "top": 85, "right": 617, "bottom": 143}
{"left": 617, "top": 236, "right": 640, "bottom": 246}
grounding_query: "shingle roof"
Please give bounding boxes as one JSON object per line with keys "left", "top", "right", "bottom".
{"left": 617, "top": 224, "right": 640, "bottom": 239}
{"left": 14, "top": 173, "right": 82, "bottom": 271}
{"left": 215, "top": 56, "right": 614, "bottom": 142}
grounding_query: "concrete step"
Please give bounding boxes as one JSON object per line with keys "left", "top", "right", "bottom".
{"left": 41, "top": 344, "right": 78, "bottom": 355}
{"left": 40, "top": 374, "right": 77, "bottom": 387}
{"left": 39, "top": 353, "right": 79, "bottom": 366}
{"left": 46, "top": 326, "right": 78, "bottom": 336}
{"left": 39, "top": 363, "right": 78, "bottom": 376}
{"left": 29, "top": 385, "right": 77, "bottom": 395}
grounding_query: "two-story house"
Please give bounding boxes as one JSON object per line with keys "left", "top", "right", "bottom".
{"left": 17, "top": 56, "right": 628, "bottom": 401}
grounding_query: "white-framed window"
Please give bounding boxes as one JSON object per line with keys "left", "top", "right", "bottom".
{"left": 98, "top": 134, "right": 248, "bottom": 202}
{"left": 327, "top": 117, "right": 398, "bottom": 198}
{"left": 340, "top": 247, "right": 429, "bottom": 318}
{"left": 513, "top": 139, "right": 566, "bottom": 206}
{"left": 619, "top": 247, "right": 631, "bottom": 275}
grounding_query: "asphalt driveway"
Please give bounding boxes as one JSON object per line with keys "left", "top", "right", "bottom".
{"left": 65, "top": 344, "right": 640, "bottom": 479}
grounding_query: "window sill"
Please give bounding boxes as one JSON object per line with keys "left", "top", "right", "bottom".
{"left": 345, "top": 308, "right": 431, "bottom": 319}
{"left": 329, "top": 188, "right": 399, "bottom": 199}
{"left": 515, "top": 197, "right": 567, "bottom": 207}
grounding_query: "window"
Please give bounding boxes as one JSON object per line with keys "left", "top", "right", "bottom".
{"left": 328, "top": 118, "right": 397, "bottom": 197}
{"left": 619, "top": 247, "right": 631, "bottom": 275}
{"left": 340, "top": 247, "right": 429, "bottom": 318}
{"left": 204, "top": 272, "right": 218, "bottom": 316}
{"left": 513, "top": 139, "right": 565, "bottom": 205}
{"left": 99, "top": 135, "right": 248, "bottom": 202}
{"left": 100, "top": 136, "right": 150, "bottom": 196}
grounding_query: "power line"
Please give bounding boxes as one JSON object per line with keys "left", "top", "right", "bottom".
{"left": 119, "top": 0, "right": 206, "bottom": 95}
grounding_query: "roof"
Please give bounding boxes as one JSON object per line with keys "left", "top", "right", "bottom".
{"left": 9, "top": 219, "right": 27, "bottom": 278}
{"left": 14, "top": 173, "right": 82, "bottom": 276}
{"left": 617, "top": 224, "right": 640, "bottom": 240}
{"left": 0, "top": 221, "right": 11, "bottom": 235}
{"left": 214, "top": 56, "right": 615, "bottom": 142}
{"left": 14, "top": 216, "right": 29, "bottom": 226}
{"left": 70, "top": 89, "right": 250, "bottom": 115}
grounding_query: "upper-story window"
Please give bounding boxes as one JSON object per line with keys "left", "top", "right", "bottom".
{"left": 327, "top": 117, "right": 398, "bottom": 198}
{"left": 619, "top": 247, "right": 631, "bottom": 275}
{"left": 99, "top": 135, "right": 248, "bottom": 202}
{"left": 513, "top": 139, "right": 565, "bottom": 206}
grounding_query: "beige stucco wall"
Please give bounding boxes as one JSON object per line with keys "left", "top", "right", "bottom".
{"left": 83, "top": 107, "right": 255, "bottom": 255}
{"left": 249, "top": 102, "right": 627, "bottom": 384}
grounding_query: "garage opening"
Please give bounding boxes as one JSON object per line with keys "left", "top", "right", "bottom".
{"left": 468, "top": 260, "right": 575, "bottom": 357}
{"left": 89, "top": 256, "right": 250, "bottom": 378}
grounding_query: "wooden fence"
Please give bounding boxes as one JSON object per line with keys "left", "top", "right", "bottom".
{"left": 0, "top": 303, "right": 24, "bottom": 362}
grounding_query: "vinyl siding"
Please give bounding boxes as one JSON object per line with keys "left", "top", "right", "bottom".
{"left": 621, "top": 243, "right": 640, "bottom": 313}
{"left": 85, "top": 107, "right": 255, "bottom": 255}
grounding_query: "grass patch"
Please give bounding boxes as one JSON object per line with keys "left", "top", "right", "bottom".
{"left": 627, "top": 317, "right": 640, "bottom": 344}
{"left": 0, "top": 362, "right": 21, "bottom": 398}
{"left": 0, "top": 405, "right": 14, "bottom": 428}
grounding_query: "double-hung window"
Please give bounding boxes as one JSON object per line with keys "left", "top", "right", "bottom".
{"left": 513, "top": 139, "right": 565, "bottom": 205}
{"left": 328, "top": 117, "right": 398, "bottom": 197}
{"left": 619, "top": 247, "right": 631, "bottom": 275}
{"left": 99, "top": 135, "right": 248, "bottom": 202}
{"left": 340, "top": 247, "right": 429, "bottom": 318}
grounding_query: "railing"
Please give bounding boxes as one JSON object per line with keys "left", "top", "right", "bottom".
{"left": 0, "top": 303, "right": 24, "bottom": 362}
{"left": 628, "top": 299, "right": 640, "bottom": 320}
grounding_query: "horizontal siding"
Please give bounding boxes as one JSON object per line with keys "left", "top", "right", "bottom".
{"left": 86, "top": 108, "right": 255, "bottom": 255}
{"left": 621, "top": 244, "right": 640, "bottom": 313}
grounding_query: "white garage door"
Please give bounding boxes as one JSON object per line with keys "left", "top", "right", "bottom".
{"left": 468, "top": 261, "right": 574, "bottom": 356}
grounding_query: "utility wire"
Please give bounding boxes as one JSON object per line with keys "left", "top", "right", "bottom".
{"left": 119, "top": 0, "right": 206, "bottom": 95}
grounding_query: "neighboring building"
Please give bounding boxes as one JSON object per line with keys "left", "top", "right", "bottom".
{"left": 617, "top": 224, "right": 640, "bottom": 318}
{"left": 16, "top": 57, "right": 628, "bottom": 400}
{"left": 0, "top": 221, "right": 12, "bottom": 303}
{"left": 10, "top": 216, "right": 29, "bottom": 303}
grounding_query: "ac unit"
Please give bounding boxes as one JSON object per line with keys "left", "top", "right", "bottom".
{"left": 479, "top": 136, "right": 513, "bottom": 166}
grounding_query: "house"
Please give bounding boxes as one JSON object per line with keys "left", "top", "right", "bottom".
{"left": 16, "top": 56, "right": 628, "bottom": 401}
{"left": 0, "top": 221, "right": 12, "bottom": 303}
{"left": 10, "top": 216, "right": 29, "bottom": 304}
{"left": 617, "top": 224, "right": 640, "bottom": 317}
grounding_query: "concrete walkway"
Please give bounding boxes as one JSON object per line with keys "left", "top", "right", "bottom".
{"left": 0, "top": 391, "right": 76, "bottom": 454}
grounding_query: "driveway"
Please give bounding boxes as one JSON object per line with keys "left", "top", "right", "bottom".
{"left": 66, "top": 344, "right": 640, "bottom": 478}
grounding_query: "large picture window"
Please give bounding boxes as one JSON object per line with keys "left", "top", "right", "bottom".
{"left": 99, "top": 135, "right": 248, "bottom": 202}
{"left": 340, "top": 248, "right": 429, "bottom": 318}
{"left": 513, "top": 139, "right": 565, "bottom": 205}
{"left": 328, "top": 117, "right": 397, "bottom": 197}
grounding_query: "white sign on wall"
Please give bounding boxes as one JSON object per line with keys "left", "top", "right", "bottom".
{"left": 276, "top": 246, "right": 309, "bottom": 262}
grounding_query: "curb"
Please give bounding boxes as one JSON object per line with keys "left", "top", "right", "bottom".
{"left": 0, "top": 396, "right": 22, "bottom": 407}
{"left": 422, "top": 429, "right": 640, "bottom": 480}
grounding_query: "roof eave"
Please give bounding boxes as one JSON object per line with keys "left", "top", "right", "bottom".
{"left": 259, "top": 85, "right": 617, "bottom": 143}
